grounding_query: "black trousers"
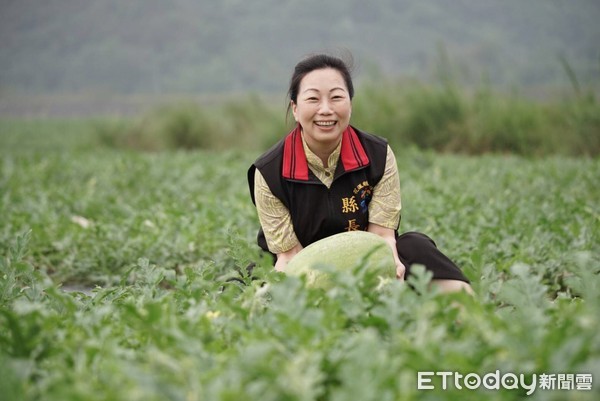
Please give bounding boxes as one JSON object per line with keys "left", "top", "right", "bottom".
{"left": 396, "top": 231, "right": 470, "bottom": 283}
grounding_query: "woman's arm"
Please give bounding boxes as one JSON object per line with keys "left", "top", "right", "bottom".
{"left": 368, "top": 223, "right": 405, "bottom": 281}
{"left": 254, "top": 170, "right": 301, "bottom": 258}
{"left": 367, "top": 145, "right": 402, "bottom": 230}
{"left": 367, "top": 146, "right": 405, "bottom": 280}
{"left": 274, "top": 242, "right": 304, "bottom": 272}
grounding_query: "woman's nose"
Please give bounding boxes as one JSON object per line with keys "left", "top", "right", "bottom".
{"left": 318, "top": 100, "right": 333, "bottom": 114}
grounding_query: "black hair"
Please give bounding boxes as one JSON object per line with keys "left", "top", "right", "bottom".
{"left": 286, "top": 52, "right": 355, "bottom": 121}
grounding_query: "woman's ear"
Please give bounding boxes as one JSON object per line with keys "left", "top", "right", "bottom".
{"left": 291, "top": 100, "right": 298, "bottom": 122}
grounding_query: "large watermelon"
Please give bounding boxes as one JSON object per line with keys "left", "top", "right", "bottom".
{"left": 285, "top": 231, "right": 396, "bottom": 290}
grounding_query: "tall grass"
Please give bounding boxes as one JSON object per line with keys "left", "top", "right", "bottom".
{"left": 351, "top": 78, "right": 599, "bottom": 157}
{"left": 2, "top": 82, "right": 598, "bottom": 157}
{"left": 94, "top": 94, "right": 288, "bottom": 152}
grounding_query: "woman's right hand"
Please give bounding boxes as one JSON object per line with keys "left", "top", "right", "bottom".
{"left": 274, "top": 243, "right": 303, "bottom": 272}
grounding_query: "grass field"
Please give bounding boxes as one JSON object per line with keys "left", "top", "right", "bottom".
{"left": 1, "top": 119, "right": 599, "bottom": 400}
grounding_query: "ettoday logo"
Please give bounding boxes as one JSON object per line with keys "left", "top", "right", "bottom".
{"left": 418, "top": 370, "right": 536, "bottom": 395}
{"left": 418, "top": 371, "right": 593, "bottom": 394}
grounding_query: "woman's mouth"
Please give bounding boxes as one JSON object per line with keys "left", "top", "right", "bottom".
{"left": 314, "top": 121, "right": 336, "bottom": 127}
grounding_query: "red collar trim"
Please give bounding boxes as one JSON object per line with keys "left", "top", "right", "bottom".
{"left": 282, "top": 125, "right": 309, "bottom": 180}
{"left": 282, "top": 125, "right": 370, "bottom": 180}
{"left": 340, "top": 126, "right": 370, "bottom": 171}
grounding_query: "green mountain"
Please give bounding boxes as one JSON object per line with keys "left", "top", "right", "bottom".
{"left": 1, "top": 0, "right": 598, "bottom": 94}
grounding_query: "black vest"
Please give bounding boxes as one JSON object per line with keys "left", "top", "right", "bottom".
{"left": 248, "top": 126, "right": 389, "bottom": 255}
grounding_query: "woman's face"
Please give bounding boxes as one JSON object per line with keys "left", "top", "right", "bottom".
{"left": 292, "top": 68, "right": 352, "bottom": 150}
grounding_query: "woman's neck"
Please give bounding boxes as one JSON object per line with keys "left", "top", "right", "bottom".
{"left": 304, "top": 138, "right": 340, "bottom": 168}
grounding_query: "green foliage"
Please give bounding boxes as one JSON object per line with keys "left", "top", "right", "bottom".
{"left": 470, "top": 87, "right": 545, "bottom": 154}
{"left": 354, "top": 80, "right": 600, "bottom": 156}
{"left": 96, "top": 102, "right": 219, "bottom": 151}
{"left": 4, "top": 37, "right": 600, "bottom": 159}
{"left": 94, "top": 95, "right": 287, "bottom": 152}
{"left": 1, "top": 124, "right": 599, "bottom": 399}
{"left": 0, "top": 146, "right": 260, "bottom": 284}
{"left": 561, "top": 95, "right": 600, "bottom": 157}
{"left": 6, "top": 84, "right": 597, "bottom": 156}
{"left": 0, "top": 235, "right": 598, "bottom": 400}
{"left": 0, "top": 119, "right": 100, "bottom": 152}
{"left": 403, "top": 83, "right": 467, "bottom": 150}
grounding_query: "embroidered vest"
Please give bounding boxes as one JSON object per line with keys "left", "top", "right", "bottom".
{"left": 248, "top": 126, "right": 388, "bottom": 254}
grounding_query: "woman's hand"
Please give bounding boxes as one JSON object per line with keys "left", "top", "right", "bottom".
{"left": 274, "top": 243, "right": 303, "bottom": 272}
{"left": 395, "top": 259, "right": 406, "bottom": 280}
{"left": 368, "top": 223, "right": 405, "bottom": 282}
{"left": 391, "top": 250, "right": 406, "bottom": 281}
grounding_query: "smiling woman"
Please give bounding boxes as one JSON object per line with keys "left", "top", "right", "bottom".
{"left": 290, "top": 67, "right": 353, "bottom": 163}
{"left": 247, "top": 52, "right": 473, "bottom": 294}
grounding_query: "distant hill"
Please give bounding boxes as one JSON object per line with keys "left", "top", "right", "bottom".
{"left": 1, "top": 0, "right": 599, "bottom": 95}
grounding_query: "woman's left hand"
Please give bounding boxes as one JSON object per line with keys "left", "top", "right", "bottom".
{"left": 367, "top": 223, "right": 405, "bottom": 282}
{"left": 395, "top": 260, "right": 406, "bottom": 281}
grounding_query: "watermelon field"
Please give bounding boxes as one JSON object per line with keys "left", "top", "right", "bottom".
{"left": 1, "top": 118, "right": 599, "bottom": 400}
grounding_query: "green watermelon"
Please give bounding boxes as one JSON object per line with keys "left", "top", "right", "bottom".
{"left": 285, "top": 231, "right": 396, "bottom": 290}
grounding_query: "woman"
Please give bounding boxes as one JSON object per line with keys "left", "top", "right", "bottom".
{"left": 248, "top": 53, "right": 472, "bottom": 294}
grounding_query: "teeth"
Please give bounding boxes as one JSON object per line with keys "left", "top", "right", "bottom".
{"left": 315, "top": 121, "right": 336, "bottom": 126}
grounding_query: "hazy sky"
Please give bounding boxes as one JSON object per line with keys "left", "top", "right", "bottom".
{"left": 1, "top": 0, "right": 599, "bottom": 95}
